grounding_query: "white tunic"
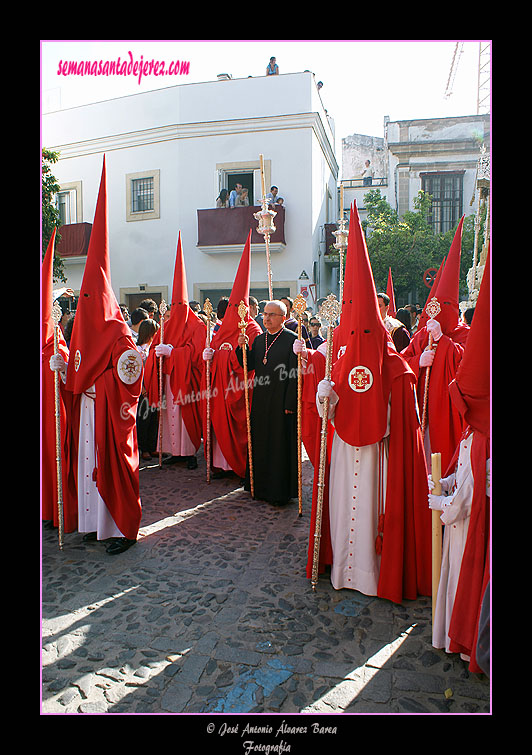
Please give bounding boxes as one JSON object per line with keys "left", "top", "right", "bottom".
{"left": 432, "top": 434, "right": 475, "bottom": 652}
{"left": 317, "top": 392, "right": 391, "bottom": 595}
{"left": 158, "top": 375, "right": 196, "bottom": 456}
{"left": 77, "top": 386, "right": 124, "bottom": 539}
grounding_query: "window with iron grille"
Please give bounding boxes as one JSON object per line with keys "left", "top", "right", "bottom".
{"left": 131, "top": 177, "right": 154, "bottom": 213}
{"left": 421, "top": 172, "right": 464, "bottom": 234}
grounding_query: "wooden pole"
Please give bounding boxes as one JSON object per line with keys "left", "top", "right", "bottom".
{"left": 431, "top": 452, "right": 443, "bottom": 626}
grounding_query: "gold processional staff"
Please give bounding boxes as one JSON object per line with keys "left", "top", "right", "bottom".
{"left": 421, "top": 295, "right": 443, "bottom": 627}
{"left": 238, "top": 300, "right": 254, "bottom": 499}
{"left": 292, "top": 293, "right": 307, "bottom": 518}
{"left": 311, "top": 294, "right": 342, "bottom": 591}
{"left": 51, "top": 301, "right": 65, "bottom": 550}
{"left": 203, "top": 298, "right": 213, "bottom": 484}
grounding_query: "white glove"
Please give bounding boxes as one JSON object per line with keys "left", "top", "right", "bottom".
{"left": 155, "top": 343, "right": 173, "bottom": 358}
{"left": 426, "top": 318, "right": 443, "bottom": 342}
{"left": 49, "top": 354, "right": 67, "bottom": 373}
{"left": 292, "top": 339, "right": 308, "bottom": 357}
{"left": 428, "top": 493, "right": 451, "bottom": 511}
{"left": 317, "top": 379, "right": 335, "bottom": 401}
{"left": 428, "top": 474, "right": 454, "bottom": 494}
{"left": 419, "top": 349, "right": 435, "bottom": 368}
{"left": 203, "top": 347, "right": 215, "bottom": 361}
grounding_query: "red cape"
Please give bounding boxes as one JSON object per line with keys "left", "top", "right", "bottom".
{"left": 401, "top": 324, "right": 469, "bottom": 471}
{"left": 306, "top": 369, "right": 431, "bottom": 604}
{"left": 42, "top": 338, "right": 78, "bottom": 533}
{"left": 41, "top": 230, "right": 77, "bottom": 532}
{"left": 64, "top": 158, "right": 142, "bottom": 539}
{"left": 446, "top": 429, "right": 490, "bottom": 672}
{"left": 202, "top": 320, "right": 261, "bottom": 477}
{"left": 301, "top": 347, "right": 326, "bottom": 467}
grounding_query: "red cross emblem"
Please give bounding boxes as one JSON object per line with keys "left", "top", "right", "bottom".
{"left": 348, "top": 365, "right": 373, "bottom": 393}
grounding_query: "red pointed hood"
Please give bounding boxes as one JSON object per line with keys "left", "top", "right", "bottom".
{"left": 211, "top": 230, "right": 261, "bottom": 349}
{"left": 386, "top": 267, "right": 396, "bottom": 317}
{"left": 159, "top": 231, "right": 198, "bottom": 346}
{"left": 332, "top": 203, "right": 409, "bottom": 447}
{"left": 430, "top": 216, "right": 464, "bottom": 334}
{"left": 42, "top": 228, "right": 57, "bottom": 349}
{"left": 449, "top": 245, "right": 490, "bottom": 436}
{"left": 66, "top": 157, "right": 135, "bottom": 394}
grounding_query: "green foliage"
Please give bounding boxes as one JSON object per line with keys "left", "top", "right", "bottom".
{"left": 361, "top": 189, "right": 473, "bottom": 304}
{"left": 42, "top": 149, "right": 66, "bottom": 283}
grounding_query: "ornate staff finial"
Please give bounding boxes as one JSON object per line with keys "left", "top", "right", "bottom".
{"left": 319, "top": 293, "right": 342, "bottom": 326}
{"left": 425, "top": 296, "right": 441, "bottom": 320}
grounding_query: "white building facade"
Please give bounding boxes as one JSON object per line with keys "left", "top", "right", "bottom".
{"left": 42, "top": 72, "right": 338, "bottom": 312}
{"left": 341, "top": 113, "right": 490, "bottom": 230}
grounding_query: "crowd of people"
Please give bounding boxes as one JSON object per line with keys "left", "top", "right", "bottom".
{"left": 42, "top": 161, "right": 490, "bottom": 678}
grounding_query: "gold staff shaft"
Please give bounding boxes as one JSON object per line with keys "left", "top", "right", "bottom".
{"left": 259, "top": 154, "right": 273, "bottom": 301}
{"left": 421, "top": 332, "right": 433, "bottom": 439}
{"left": 311, "top": 325, "right": 334, "bottom": 590}
{"left": 204, "top": 298, "right": 213, "bottom": 483}
{"left": 311, "top": 294, "right": 341, "bottom": 591}
{"left": 238, "top": 301, "right": 254, "bottom": 499}
{"left": 158, "top": 300, "right": 167, "bottom": 468}
{"left": 52, "top": 309, "right": 65, "bottom": 551}
{"left": 293, "top": 294, "right": 307, "bottom": 518}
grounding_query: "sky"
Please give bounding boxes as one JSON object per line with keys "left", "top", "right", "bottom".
{"left": 41, "top": 39, "right": 489, "bottom": 165}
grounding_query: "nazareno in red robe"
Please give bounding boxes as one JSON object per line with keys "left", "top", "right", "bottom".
{"left": 64, "top": 157, "right": 143, "bottom": 541}
{"left": 199, "top": 231, "right": 261, "bottom": 478}
{"left": 201, "top": 318, "right": 261, "bottom": 479}
{"left": 143, "top": 232, "right": 207, "bottom": 452}
{"left": 305, "top": 366, "right": 432, "bottom": 604}
{"left": 41, "top": 229, "right": 78, "bottom": 533}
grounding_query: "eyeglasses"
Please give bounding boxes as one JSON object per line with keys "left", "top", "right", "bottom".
{"left": 309, "top": 321, "right": 320, "bottom": 326}
{"left": 263, "top": 311, "right": 283, "bottom": 317}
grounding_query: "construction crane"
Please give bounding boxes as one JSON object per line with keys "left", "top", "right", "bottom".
{"left": 444, "top": 41, "right": 490, "bottom": 114}
{"left": 444, "top": 42, "right": 464, "bottom": 99}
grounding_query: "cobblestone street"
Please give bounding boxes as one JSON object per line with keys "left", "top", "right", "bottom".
{"left": 41, "top": 447, "right": 490, "bottom": 724}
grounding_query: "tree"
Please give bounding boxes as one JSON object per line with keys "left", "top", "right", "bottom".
{"left": 361, "top": 189, "right": 471, "bottom": 305}
{"left": 42, "top": 148, "right": 66, "bottom": 283}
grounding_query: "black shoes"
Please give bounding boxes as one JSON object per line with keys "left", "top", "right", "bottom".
{"left": 82, "top": 531, "right": 136, "bottom": 555}
{"left": 187, "top": 456, "right": 198, "bottom": 470}
{"left": 106, "top": 538, "right": 136, "bottom": 555}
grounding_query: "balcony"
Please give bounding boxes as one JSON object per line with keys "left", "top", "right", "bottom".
{"left": 197, "top": 205, "right": 286, "bottom": 254}
{"left": 55, "top": 222, "right": 92, "bottom": 261}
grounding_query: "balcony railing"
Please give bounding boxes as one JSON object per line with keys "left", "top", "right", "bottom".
{"left": 197, "top": 205, "right": 285, "bottom": 251}
{"left": 341, "top": 177, "right": 388, "bottom": 188}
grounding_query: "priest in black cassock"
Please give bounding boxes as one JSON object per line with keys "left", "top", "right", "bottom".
{"left": 236, "top": 300, "right": 298, "bottom": 506}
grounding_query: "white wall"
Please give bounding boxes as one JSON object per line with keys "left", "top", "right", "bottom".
{"left": 43, "top": 72, "right": 338, "bottom": 303}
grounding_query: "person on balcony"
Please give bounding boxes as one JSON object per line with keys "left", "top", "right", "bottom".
{"left": 229, "top": 182, "right": 242, "bottom": 207}
{"left": 235, "top": 187, "right": 249, "bottom": 207}
{"left": 216, "top": 188, "right": 229, "bottom": 208}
